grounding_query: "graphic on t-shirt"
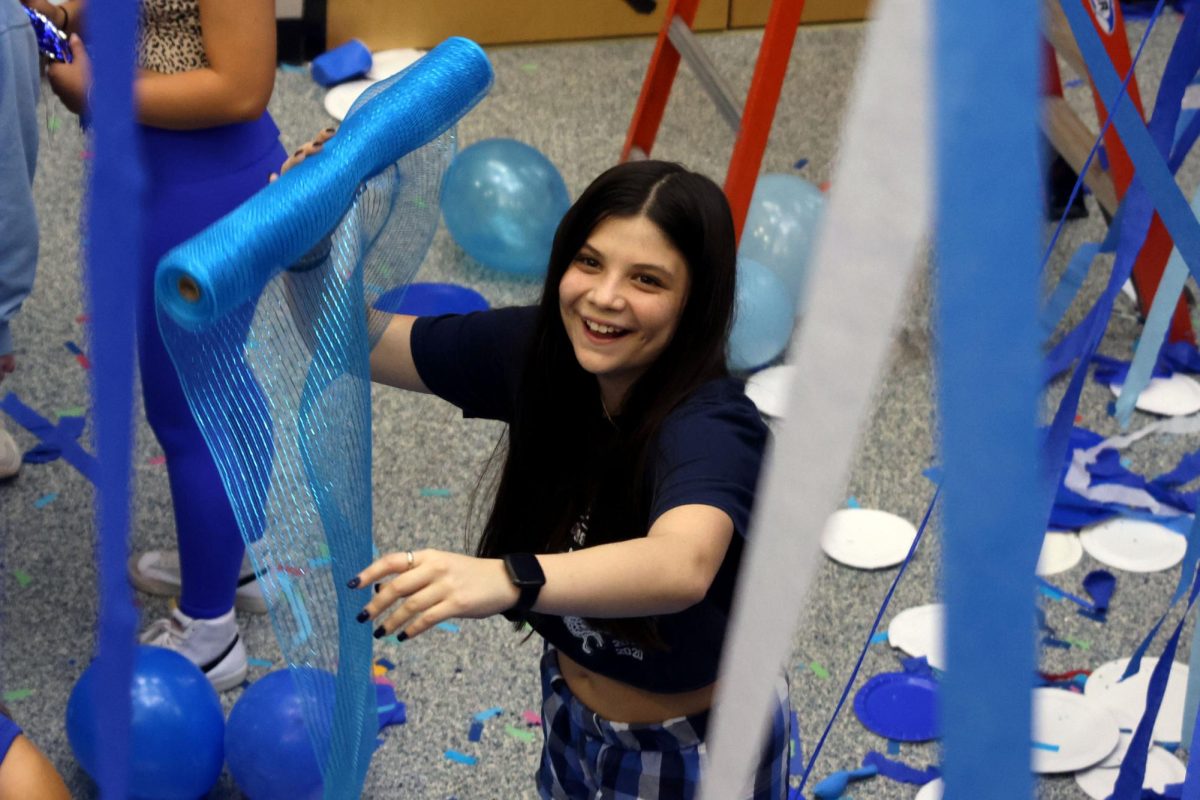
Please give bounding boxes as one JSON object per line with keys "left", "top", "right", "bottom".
{"left": 563, "top": 513, "right": 644, "bottom": 661}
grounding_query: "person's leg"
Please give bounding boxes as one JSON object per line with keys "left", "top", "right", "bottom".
{"left": 135, "top": 119, "right": 286, "bottom": 620}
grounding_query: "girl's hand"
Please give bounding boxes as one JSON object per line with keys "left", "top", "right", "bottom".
{"left": 349, "top": 549, "right": 520, "bottom": 641}
{"left": 270, "top": 126, "right": 337, "bottom": 182}
{"left": 46, "top": 35, "right": 89, "bottom": 116}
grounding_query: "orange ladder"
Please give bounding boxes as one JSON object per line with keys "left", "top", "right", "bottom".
{"left": 621, "top": 0, "right": 807, "bottom": 241}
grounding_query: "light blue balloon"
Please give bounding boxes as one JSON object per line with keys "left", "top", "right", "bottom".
{"left": 729, "top": 257, "right": 796, "bottom": 372}
{"left": 440, "top": 138, "right": 571, "bottom": 276}
{"left": 739, "top": 173, "right": 826, "bottom": 310}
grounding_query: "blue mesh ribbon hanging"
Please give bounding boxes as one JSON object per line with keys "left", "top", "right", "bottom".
{"left": 153, "top": 38, "right": 493, "bottom": 796}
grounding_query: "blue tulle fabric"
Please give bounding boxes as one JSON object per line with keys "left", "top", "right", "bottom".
{"left": 153, "top": 37, "right": 493, "bottom": 797}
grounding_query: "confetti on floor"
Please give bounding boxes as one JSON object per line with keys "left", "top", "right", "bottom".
{"left": 809, "top": 662, "right": 830, "bottom": 680}
{"left": 870, "top": 632, "right": 888, "bottom": 645}
{"left": 522, "top": 710, "right": 541, "bottom": 726}
{"left": 3, "top": 689, "right": 32, "bottom": 702}
{"left": 147, "top": 455, "right": 166, "bottom": 466}
{"left": 435, "top": 622, "right": 460, "bottom": 633}
{"left": 420, "top": 488, "right": 452, "bottom": 497}
{"left": 247, "top": 658, "right": 273, "bottom": 668}
{"left": 444, "top": 750, "right": 477, "bottom": 766}
{"left": 468, "top": 720, "right": 484, "bottom": 742}
{"left": 13, "top": 570, "right": 31, "bottom": 588}
{"left": 505, "top": 725, "right": 536, "bottom": 743}
{"left": 35, "top": 493, "right": 58, "bottom": 509}
{"left": 521, "top": 63, "right": 539, "bottom": 72}
{"left": 793, "top": 158, "right": 809, "bottom": 170}
{"left": 473, "top": 707, "right": 504, "bottom": 722}
{"left": 56, "top": 407, "right": 85, "bottom": 418}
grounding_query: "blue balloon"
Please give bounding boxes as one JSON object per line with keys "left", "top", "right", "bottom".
{"left": 440, "top": 138, "right": 570, "bottom": 276}
{"left": 225, "top": 668, "right": 335, "bottom": 800}
{"left": 729, "top": 257, "right": 796, "bottom": 372}
{"left": 373, "top": 281, "right": 490, "bottom": 316}
{"left": 66, "top": 645, "right": 224, "bottom": 800}
{"left": 739, "top": 174, "right": 826, "bottom": 310}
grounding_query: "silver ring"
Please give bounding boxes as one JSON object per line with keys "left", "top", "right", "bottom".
{"left": 405, "top": 550, "right": 415, "bottom": 570}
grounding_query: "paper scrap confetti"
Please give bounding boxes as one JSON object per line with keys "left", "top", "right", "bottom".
{"left": 147, "top": 455, "right": 166, "bottom": 466}
{"left": 435, "top": 622, "right": 460, "bottom": 633}
{"left": 375, "top": 657, "right": 396, "bottom": 670}
{"left": 247, "top": 658, "right": 273, "bottom": 668}
{"left": 468, "top": 720, "right": 484, "bottom": 742}
{"left": 48, "top": 116, "right": 61, "bottom": 133}
{"left": 473, "top": 707, "right": 503, "bottom": 722}
{"left": 1064, "top": 78, "right": 1084, "bottom": 88}
{"left": 75, "top": 314, "right": 90, "bottom": 324}
{"left": 3, "top": 689, "right": 32, "bottom": 702}
{"left": 1032, "top": 741, "right": 1060, "bottom": 752}
{"left": 420, "top": 488, "right": 452, "bottom": 497}
{"left": 887, "top": 739, "right": 901, "bottom": 755}
{"left": 56, "top": 407, "right": 85, "bottom": 418}
{"left": 846, "top": 496, "right": 861, "bottom": 509}
{"left": 522, "top": 710, "right": 541, "bottom": 726}
{"left": 1066, "top": 637, "right": 1091, "bottom": 651}
{"left": 35, "top": 493, "right": 58, "bottom": 509}
{"left": 793, "top": 158, "right": 809, "bottom": 170}
{"left": 870, "top": 631, "right": 889, "bottom": 645}
{"left": 64, "top": 341, "right": 91, "bottom": 369}
{"left": 13, "top": 570, "right": 31, "bottom": 588}
{"left": 520, "top": 63, "right": 538, "bottom": 72}
{"left": 505, "top": 724, "right": 536, "bottom": 743}
{"left": 444, "top": 750, "right": 477, "bottom": 765}
{"left": 809, "top": 662, "right": 830, "bottom": 680}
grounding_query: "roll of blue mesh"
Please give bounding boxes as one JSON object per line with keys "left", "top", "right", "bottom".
{"left": 153, "top": 37, "right": 493, "bottom": 797}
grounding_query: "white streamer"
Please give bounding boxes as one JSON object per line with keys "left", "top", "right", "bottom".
{"left": 699, "top": 0, "right": 931, "bottom": 795}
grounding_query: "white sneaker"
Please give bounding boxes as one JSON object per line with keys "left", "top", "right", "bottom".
{"left": 140, "top": 607, "right": 248, "bottom": 691}
{"left": 0, "top": 423, "right": 19, "bottom": 480}
{"left": 128, "top": 549, "right": 267, "bottom": 614}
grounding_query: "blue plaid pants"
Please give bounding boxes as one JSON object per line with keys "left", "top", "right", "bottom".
{"left": 536, "top": 646, "right": 790, "bottom": 800}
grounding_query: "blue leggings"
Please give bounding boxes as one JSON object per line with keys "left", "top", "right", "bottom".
{"left": 137, "top": 114, "right": 286, "bottom": 619}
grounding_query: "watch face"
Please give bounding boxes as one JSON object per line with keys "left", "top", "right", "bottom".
{"left": 505, "top": 553, "right": 544, "bottom": 587}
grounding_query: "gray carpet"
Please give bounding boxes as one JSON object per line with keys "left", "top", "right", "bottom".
{"left": 1, "top": 11, "right": 1198, "bottom": 799}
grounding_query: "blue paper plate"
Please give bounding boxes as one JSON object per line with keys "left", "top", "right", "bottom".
{"left": 373, "top": 282, "right": 490, "bottom": 316}
{"left": 853, "top": 671, "right": 940, "bottom": 742}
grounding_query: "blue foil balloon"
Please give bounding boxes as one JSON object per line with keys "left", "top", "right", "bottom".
{"left": 225, "top": 668, "right": 335, "bottom": 800}
{"left": 440, "top": 138, "right": 570, "bottom": 276}
{"left": 739, "top": 173, "right": 826, "bottom": 310}
{"left": 66, "top": 646, "right": 224, "bottom": 800}
{"left": 729, "top": 257, "right": 796, "bottom": 372}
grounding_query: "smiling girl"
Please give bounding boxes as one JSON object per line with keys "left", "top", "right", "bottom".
{"left": 357, "top": 160, "right": 789, "bottom": 798}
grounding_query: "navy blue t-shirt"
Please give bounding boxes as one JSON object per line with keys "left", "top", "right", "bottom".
{"left": 410, "top": 307, "right": 768, "bottom": 692}
{"left": 0, "top": 714, "right": 21, "bottom": 764}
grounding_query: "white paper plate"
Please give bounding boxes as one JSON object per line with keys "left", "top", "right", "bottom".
{"left": 1079, "top": 518, "right": 1187, "bottom": 573}
{"left": 1110, "top": 372, "right": 1200, "bottom": 417}
{"left": 1097, "top": 729, "right": 1132, "bottom": 768}
{"left": 323, "top": 78, "right": 377, "bottom": 121}
{"left": 820, "top": 508, "right": 918, "bottom": 570}
{"left": 1085, "top": 657, "right": 1189, "bottom": 744}
{"left": 1075, "top": 746, "right": 1186, "bottom": 800}
{"left": 887, "top": 603, "right": 944, "bottom": 671}
{"left": 915, "top": 778, "right": 942, "bottom": 800}
{"left": 367, "top": 48, "right": 425, "bottom": 80}
{"left": 1032, "top": 688, "right": 1121, "bottom": 773}
{"left": 1036, "top": 531, "right": 1083, "bottom": 576}
{"left": 744, "top": 364, "right": 794, "bottom": 419}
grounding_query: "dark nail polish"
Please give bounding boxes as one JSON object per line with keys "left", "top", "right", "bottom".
{"left": 324, "top": 127, "right": 336, "bottom": 133}
{"left": 373, "top": 626, "right": 386, "bottom": 639}
{"left": 355, "top": 609, "right": 370, "bottom": 623}
{"left": 374, "top": 582, "right": 382, "bottom": 594}
{"left": 293, "top": 148, "right": 304, "bottom": 157}
{"left": 346, "top": 577, "right": 361, "bottom": 588}
{"left": 396, "top": 631, "right": 408, "bottom": 643}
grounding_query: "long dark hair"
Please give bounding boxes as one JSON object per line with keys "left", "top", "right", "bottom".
{"left": 475, "top": 161, "right": 737, "bottom": 646}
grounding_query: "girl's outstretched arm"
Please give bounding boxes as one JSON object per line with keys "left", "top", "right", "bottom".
{"left": 369, "top": 313, "right": 432, "bottom": 393}
{"left": 351, "top": 503, "right": 735, "bottom": 640}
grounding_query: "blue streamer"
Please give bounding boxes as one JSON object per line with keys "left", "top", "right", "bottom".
{"left": 0, "top": 393, "right": 97, "bottom": 482}
{"left": 1114, "top": 566, "right": 1200, "bottom": 799}
{"left": 796, "top": 487, "right": 940, "bottom": 795}
{"left": 935, "top": 4, "right": 1042, "bottom": 799}
{"left": 86, "top": 0, "right": 146, "bottom": 793}
{"left": 1059, "top": 0, "right": 1200, "bottom": 325}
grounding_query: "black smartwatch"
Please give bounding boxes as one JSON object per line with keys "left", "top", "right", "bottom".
{"left": 501, "top": 553, "right": 545, "bottom": 621}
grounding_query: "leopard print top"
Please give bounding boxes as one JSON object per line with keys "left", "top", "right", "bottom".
{"left": 138, "top": 0, "right": 208, "bottom": 74}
